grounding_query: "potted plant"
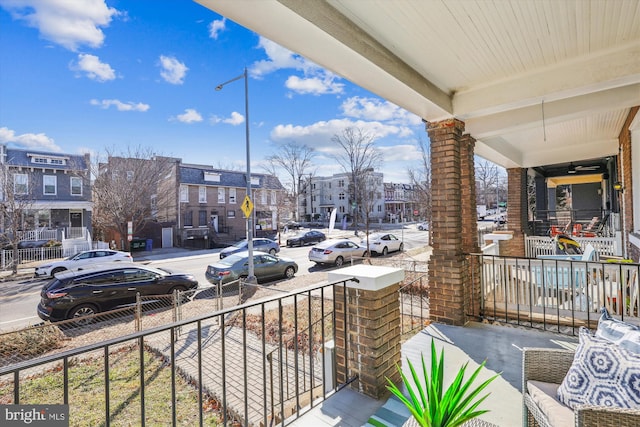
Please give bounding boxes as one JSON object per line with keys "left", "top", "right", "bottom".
{"left": 386, "top": 339, "right": 499, "bottom": 427}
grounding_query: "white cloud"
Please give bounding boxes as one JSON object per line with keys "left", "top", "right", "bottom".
{"left": 0, "top": 126, "right": 61, "bottom": 151}
{"left": 249, "top": 36, "right": 343, "bottom": 96}
{"left": 90, "top": 99, "right": 149, "bottom": 111}
{"left": 173, "top": 109, "right": 203, "bottom": 124}
{"left": 340, "top": 97, "right": 422, "bottom": 126}
{"left": 159, "top": 55, "right": 188, "bottom": 84}
{"left": 210, "top": 111, "right": 245, "bottom": 126}
{"left": 285, "top": 75, "right": 344, "bottom": 96}
{"left": 208, "top": 18, "right": 226, "bottom": 39}
{"left": 72, "top": 53, "right": 116, "bottom": 81}
{"left": 0, "top": 0, "right": 119, "bottom": 51}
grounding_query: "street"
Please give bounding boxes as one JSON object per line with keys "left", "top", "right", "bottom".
{"left": 0, "top": 225, "right": 430, "bottom": 332}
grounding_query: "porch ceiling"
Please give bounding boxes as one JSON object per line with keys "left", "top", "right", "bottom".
{"left": 195, "top": 0, "right": 640, "bottom": 169}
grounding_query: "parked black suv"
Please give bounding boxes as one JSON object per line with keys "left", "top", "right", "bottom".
{"left": 37, "top": 263, "right": 198, "bottom": 324}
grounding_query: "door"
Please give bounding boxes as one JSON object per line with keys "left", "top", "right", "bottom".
{"left": 161, "top": 227, "right": 173, "bottom": 248}
{"left": 69, "top": 211, "right": 82, "bottom": 227}
{"left": 211, "top": 215, "right": 219, "bottom": 232}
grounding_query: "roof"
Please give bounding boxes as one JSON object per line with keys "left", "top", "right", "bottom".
{"left": 4, "top": 146, "right": 89, "bottom": 170}
{"left": 196, "top": 0, "right": 640, "bottom": 170}
{"left": 179, "top": 166, "right": 285, "bottom": 190}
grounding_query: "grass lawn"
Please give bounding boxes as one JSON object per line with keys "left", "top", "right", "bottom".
{"left": 0, "top": 344, "right": 224, "bottom": 426}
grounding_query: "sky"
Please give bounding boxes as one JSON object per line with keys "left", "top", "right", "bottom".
{"left": 0, "top": 0, "right": 427, "bottom": 188}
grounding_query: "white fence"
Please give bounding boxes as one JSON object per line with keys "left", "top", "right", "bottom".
{"left": 0, "top": 241, "right": 109, "bottom": 270}
{"left": 525, "top": 236, "right": 618, "bottom": 258}
{"left": 478, "top": 255, "right": 640, "bottom": 328}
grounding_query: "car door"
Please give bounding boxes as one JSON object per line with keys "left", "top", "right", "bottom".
{"left": 254, "top": 254, "right": 280, "bottom": 280}
{"left": 386, "top": 234, "right": 401, "bottom": 251}
{"left": 344, "top": 241, "right": 363, "bottom": 257}
{"left": 254, "top": 239, "right": 270, "bottom": 253}
{"left": 72, "top": 270, "right": 130, "bottom": 311}
{"left": 119, "top": 267, "right": 163, "bottom": 300}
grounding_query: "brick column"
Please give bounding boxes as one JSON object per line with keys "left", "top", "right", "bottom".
{"left": 460, "top": 134, "right": 482, "bottom": 318}
{"left": 500, "top": 168, "right": 528, "bottom": 257}
{"left": 427, "top": 118, "right": 466, "bottom": 325}
{"left": 328, "top": 265, "right": 404, "bottom": 399}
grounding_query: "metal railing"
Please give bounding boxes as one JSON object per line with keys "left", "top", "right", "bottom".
{"left": 472, "top": 253, "right": 640, "bottom": 335}
{"left": 399, "top": 274, "right": 429, "bottom": 337}
{"left": 0, "top": 279, "right": 353, "bottom": 427}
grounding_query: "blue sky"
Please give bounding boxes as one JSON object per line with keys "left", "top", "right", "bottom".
{"left": 0, "top": 0, "right": 427, "bottom": 187}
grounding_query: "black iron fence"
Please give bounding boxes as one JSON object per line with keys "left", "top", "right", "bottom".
{"left": 0, "top": 279, "right": 354, "bottom": 427}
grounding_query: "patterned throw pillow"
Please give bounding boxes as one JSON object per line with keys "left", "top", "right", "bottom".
{"left": 557, "top": 327, "right": 640, "bottom": 410}
{"left": 595, "top": 307, "right": 640, "bottom": 354}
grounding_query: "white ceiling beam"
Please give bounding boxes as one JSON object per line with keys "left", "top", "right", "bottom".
{"left": 454, "top": 42, "right": 640, "bottom": 118}
{"left": 520, "top": 138, "right": 619, "bottom": 168}
{"left": 466, "top": 84, "right": 640, "bottom": 139}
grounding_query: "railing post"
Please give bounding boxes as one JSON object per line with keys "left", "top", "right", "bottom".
{"left": 328, "top": 265, "right": 404, "bottom": 399}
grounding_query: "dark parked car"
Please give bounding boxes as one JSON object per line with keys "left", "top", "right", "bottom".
{"left": 37, "top": 264, "right": 198, "bottom": 324}
{"left": 281, "top": 221, "right": 301, "bottom": 231}
{"left": 219, "top": 238, "right": 280, "bottom": 259}
{"left": 206, "top": 251, "right": 298, "bottom": 285}
{"left": 286, "top": 230, "right": 326, "bottom": 247}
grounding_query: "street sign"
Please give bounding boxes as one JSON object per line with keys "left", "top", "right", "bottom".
{"left": 241, "top": 195, "right": 254, "bottom": 218}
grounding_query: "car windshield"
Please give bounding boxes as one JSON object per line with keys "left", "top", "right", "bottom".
{"left": 218, "top": 253, "right": 244, "bottom": 266}
{"left": 232, "top": 240, "right": 248, "bottom": 248}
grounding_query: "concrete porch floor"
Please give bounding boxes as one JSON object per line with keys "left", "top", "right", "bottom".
{"left": 287, "top": 321, "right": 579, "bottom": 427}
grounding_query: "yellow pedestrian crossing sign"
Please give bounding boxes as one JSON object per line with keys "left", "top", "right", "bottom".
{"left": 241, "top": 195, "right": 254, "bottom": 218}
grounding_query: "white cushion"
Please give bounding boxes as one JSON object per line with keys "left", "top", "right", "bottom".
{"left": 557, "top": 327, "right": 640, "bottom": 410}
{"left": 527, "top": 380, "right": 574, "bottom": 427}
{"left": 596, "top": 308, "right": 640, "bottom": 354}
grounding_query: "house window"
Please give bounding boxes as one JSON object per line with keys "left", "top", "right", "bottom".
{"left": 199, "top": 186, "right": 207, "bottom": 203}
{"left": 204, "top": 172, "right": 220, "bottom": 182}
{"left": 150, "top": 194, "right": 157, "bottom": 215}
{"left": 198, "top": 210, "right": 207, "bottom": 227}
{"left": 228, "top": 210, "right": 235, "bottom": 218}
{"left": 14, "top": 174, "right": 28, "bottom": 194}
{"left": 218, "top": 188, "right": 225, "bottom": 203}
{"left": 261, "top": 190, "right": 267, "bottom": 205}
{"left": 180, "top": 186, "right": 188, "bottom": 202}
{"left": 126, "top": 171, "right": 134, "bottom": 181}
{"left": 339, "top": 206, "right": 345, "bottom": 213}
{"left": 43, "top": 175, "right": 57, "bottom": 195}
{"left": 271, "top": 190, "right": 277, "bottom": 205}
{"left": 339, "top": 192, "right": 345, "bottom": 200}
{"left": 338, "top": 180, "right": 344, "bottom": 188}
{"left": 229, "top": 188, "right": 236, "bottom": 204}
{"left": 70, "top": 177, "right": 82, "bottom": 195}
{"left": 184, "top": 210, "right": 193, "bottom": 227}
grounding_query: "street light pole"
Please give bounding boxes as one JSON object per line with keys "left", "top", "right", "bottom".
{"left": 216, "top": 68, "right": 256, "bottom": 283}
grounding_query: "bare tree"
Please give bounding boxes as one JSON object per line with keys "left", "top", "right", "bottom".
{"left": 475, "top": 158, "right": 500, "bottom": 208}
{"left": 263, "top": 142, "right": 315, "bottom": 221}
{"left": 331, "top": 127, "right": 382, "bottom": 236}
{"left": 0, "top": 164, "right": 37, "bottom": 273}
{"left": 406, "top": 136, "right": 431, "bottom": 222}
{"left": 91, "top": 146, "right": 173, "bottom": 250}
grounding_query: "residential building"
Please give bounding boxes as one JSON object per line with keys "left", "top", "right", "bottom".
{"left": 0, "top": 143, "right": 92, "bottom": 236}
{"left": 384, "top": 182, "right": 418, "bottom": 222}
{"left": 158, "top": 160, "right": 286, "bottom": 249}
{"left": 299, "top": 171, "right": 385, "bottom": 224}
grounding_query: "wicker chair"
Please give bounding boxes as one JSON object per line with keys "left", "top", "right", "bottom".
{"left": 522, "top": 347, "right": 640, "bottom": 426}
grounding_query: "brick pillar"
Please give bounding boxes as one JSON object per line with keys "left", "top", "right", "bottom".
{"left": 427, "top": 118, "right": 466, "bottom": 325}
{"left": 328, "top": 265, "right": 404, "bottom": 399}
{"left": 500, "top": 168, "right": 528, "bottom": 257}
{"left": 460, "top": 134, "right": 482, "bottom": 318}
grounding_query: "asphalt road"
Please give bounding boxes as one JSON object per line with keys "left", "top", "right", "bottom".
{"left": 0, "top": 226, "right": 430, "bottom": 332}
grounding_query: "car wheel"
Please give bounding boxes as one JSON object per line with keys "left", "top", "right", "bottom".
{"left": 68, "top": 304, "right": 98, "bottom": 326}
{"left": 284, "top": 266, "right": 295, "bottom": 279}
{"left": 51, "top": 267, "right": 67, "bottom": 276}
{"left": 382, "top": 247, "right": 388, "bottom": 256}
{"left": 399, "top": 243, "right": 404, "bottom": 252}
{"left": 334, "top": 256, "right": 344, "bottom": 267}
{"left": 269, "top": 248, "right": 277, "bottom": 255}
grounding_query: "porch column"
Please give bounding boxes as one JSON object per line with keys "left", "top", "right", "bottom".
{"left": 328, "top": 265, "right": 404, "bottom": 399}
{"left": 460, "top": 134, "right": 482, "bottom": 318}
{"left": 427, "top": 118, "right": 467, "bottom": 325}
{"left": 500, "top": 168, "right": 528, "bottom": 256}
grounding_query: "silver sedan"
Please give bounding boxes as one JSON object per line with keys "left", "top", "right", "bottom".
{"left": 308, "top": 239, "right": 367, "bottom": 267}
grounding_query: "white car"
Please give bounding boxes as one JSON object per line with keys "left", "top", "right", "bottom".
{"left": 308, "top": 239, "right": 367, "bottom": 267}
{"left": 417, "top": 222, "right": 429, "bottom": 231}
{"left": 361, "top": 233, "right": 404, "bottom": 256}
{"left": 35, "top": 249, "right": 133, "bottom": 278}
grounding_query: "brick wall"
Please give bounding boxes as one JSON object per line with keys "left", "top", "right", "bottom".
{"left": 499, "top": 168, "right": 527, "bottom": 257}
{"left": 619, "top": 107, "right": 639, "bottom": 258}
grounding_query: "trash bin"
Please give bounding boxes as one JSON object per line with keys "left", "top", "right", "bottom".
{"left": 145, "top": 239, "right": 153, "bottom": 251}
{"left": 130, "top": 239, "right": 146, "bottom": 251}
